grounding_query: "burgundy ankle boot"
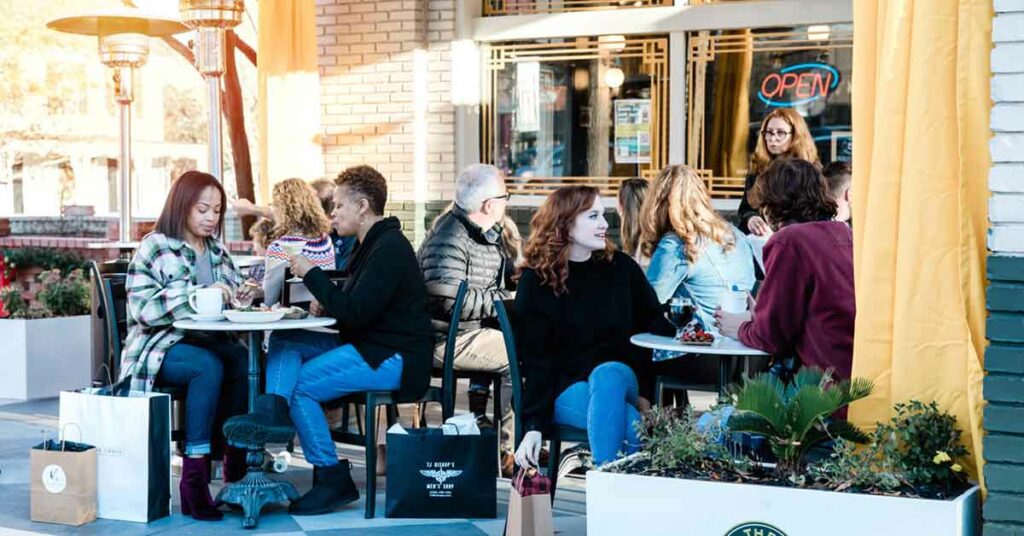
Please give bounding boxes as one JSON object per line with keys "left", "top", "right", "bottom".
{"left": 180, "top": 456, "right": 223, "bottom": 521}
{"left": 223, "top": 445, "right": 249, "bottom": 484}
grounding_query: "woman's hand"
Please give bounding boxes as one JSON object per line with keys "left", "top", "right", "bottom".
{"left": 714, "top": 306, "right": 752, "bottom": 339}
{"left": 289, "top": 254, "right": 315, "bottom": 278}
{"left": 747, "top": 216, "right": 773, "bottom": 238}
{"left": 309, "top": 299, "right": 324, "bottom": 317}
{"left": 515, "top": 430, "right": 543, "bottom": 468}
{"left": 234, "top": 280, "right": 263, "bottom": 307}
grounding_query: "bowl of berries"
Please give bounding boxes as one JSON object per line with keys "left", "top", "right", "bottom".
{"left": 677, "top": 323, "right": 716, "bottom": 346}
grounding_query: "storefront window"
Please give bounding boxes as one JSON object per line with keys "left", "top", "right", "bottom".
{"left": 687, "top": 24, "right": 853, "bottom": 197}
{"left": 483, "top": 37, "right": 668, "bottom": 196}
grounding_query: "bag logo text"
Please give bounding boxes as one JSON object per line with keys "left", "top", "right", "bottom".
{"left": 42, "top": 464, "right": 67, "bottom": 494}
{"left": 419, "top": 461, "right": 462, "bottom": 498}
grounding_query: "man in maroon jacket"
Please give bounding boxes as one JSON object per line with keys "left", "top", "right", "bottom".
{"left": 716, "top": 158, "right": 855, "bottom": 380}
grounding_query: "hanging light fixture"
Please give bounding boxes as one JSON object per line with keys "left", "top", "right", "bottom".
{"left": 605, "top": 66, "right": 625, "bottom": 89}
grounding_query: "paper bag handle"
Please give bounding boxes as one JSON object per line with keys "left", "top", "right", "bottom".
{"left": 58, "top": 423, "right": 83, "bottom": 452}
{"left": 95, "top": 363, "right": 114, "bottom": 387}
{"left": 513, "top": 467, "right": 537, "bottom": 490}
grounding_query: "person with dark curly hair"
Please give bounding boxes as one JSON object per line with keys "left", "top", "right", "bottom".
{"left": 714, "top": 157, "right": 855, "bottom": 380}
{"left": 225, "top": 165, "right": 433, "bottom": 515}
{"left": 512, "top": 186, "right": 672, "bottom": 469}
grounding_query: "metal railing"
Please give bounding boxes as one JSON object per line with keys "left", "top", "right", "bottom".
{"left": 483, "top": 0, "right": 674, "bottom": 16}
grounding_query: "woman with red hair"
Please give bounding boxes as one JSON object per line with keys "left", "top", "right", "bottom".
{"left": 512, "top": 186, "right": 670, "bottom": 468}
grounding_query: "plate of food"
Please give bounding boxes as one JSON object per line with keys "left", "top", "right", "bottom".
{"left": 677, "top": 324, "right": 716, "bottom": 346}
{"left": 273, "top": 304, "right": 308, "bottom": 320}
{"left": 224, "top": 305, "right": 286, "bottom": 324}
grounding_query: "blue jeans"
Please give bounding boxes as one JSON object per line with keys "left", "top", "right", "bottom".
{"left": 157, "top": 337, "right": 248, "bottom": 456}
{"left": 265, "top": 330, "right": 402, "bottom": 467}
{"left": 553, "top": 361, "right": 642, "bottom": 465}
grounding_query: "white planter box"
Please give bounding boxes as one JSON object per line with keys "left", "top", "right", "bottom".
{"left": 0, "top": 316, "right": 93, "bottom": 400}
{"left": 587, "top": 455, "right": 981, "bottom": 536}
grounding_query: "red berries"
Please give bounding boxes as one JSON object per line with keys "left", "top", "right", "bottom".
{"left": 678, "top": 325, "right": 714, "bottom": 344}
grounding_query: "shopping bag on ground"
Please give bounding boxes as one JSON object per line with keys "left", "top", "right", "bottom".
{"left": 30, "top": 427, "right": 97, "bottom": 526}
{"left": 385, "top": 426, "right": 497, "bottom": 518}
{"left": 504, "top": 468, "right": 554, "bottom": 536}
{"left": 58, "top": 388, "right": 171, "bottom": 522}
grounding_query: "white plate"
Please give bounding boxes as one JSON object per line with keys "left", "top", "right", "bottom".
{"left": 223, "top": 310, "right": 286, "bottom": 324}
{"left": 189, "top": 313, "right": 225, "bottom": 322}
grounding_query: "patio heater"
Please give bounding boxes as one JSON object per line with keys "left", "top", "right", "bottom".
{"left": 178, "top": 0, "right": 245, "bottom": 182}
{"left": 47, "top": 9, "right": 188, "bottom": 245}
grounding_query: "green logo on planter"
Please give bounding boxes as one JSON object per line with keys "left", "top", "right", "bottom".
{"left": 725, "top": 522, "right": 787, "bottom": 536}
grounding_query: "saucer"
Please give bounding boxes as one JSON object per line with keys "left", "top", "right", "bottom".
{"left": 189, "top": 313, "right": 225, "bottom": 322}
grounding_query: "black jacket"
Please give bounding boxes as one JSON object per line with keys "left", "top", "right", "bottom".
{"left": 418, "top": 205, "right": 512, "bottom": 340}
{"left": 736, "top": 172, "right": 759, "bottom": 234}
{"left": 303, "top": 217, "right": 434, "bottom": 401}
{"left": 514, "top": 252, "right": 672, "bottom": 432}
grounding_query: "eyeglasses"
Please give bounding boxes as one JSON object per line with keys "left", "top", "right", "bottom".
{"left": 487, "top": 193, "right": 511, "bottom": 202}
{"left": 762, "top": 129, "right": 793, "bottom": 140}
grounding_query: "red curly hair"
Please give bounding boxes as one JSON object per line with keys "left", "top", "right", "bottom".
{"left": 522, "top": 186, "right": 615, "bottom": 295}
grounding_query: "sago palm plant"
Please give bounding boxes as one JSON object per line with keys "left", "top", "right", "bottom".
{"left": 726, "top": 367, "right": 873, "bottom": 477}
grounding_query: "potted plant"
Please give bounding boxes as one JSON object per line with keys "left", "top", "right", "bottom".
{"left": 0, "top": 268, "right": 93, "bottom": 400}
{"left": 586, "top": 369, "right": 980, "bottom": 536}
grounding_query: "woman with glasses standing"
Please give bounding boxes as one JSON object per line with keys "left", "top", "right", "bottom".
{"left": 737, "top": 109, "right": 820, "bottom": 237}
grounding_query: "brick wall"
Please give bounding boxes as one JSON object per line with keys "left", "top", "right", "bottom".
{"left": 985, "top": 2, "right": 1024, "bottom": 535}
{"left": 316, "top": 0, "right": 457, "bottom": 205}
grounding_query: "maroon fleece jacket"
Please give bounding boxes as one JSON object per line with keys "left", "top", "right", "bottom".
{"left": 738, "top": 221, "right": 855, "bottom": 380}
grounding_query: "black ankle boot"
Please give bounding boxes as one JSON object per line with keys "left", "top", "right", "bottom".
{"left": 289, "top": 460, "right": 360, "bottom": 515}
{"left": 222, "top": 394, "right": 295, "bottom": 445}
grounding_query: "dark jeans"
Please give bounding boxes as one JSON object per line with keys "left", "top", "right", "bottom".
{"left": 157, "top": 336, "right": 248, "bottom": 456}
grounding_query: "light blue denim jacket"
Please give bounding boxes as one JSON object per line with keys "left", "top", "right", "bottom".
{"left": 645, "top": 227, "right": 756, "bottom": 329}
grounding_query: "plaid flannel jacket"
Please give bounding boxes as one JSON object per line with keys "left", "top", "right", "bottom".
{"left": 119, "top": 232, "right": 241, "bottom": 392}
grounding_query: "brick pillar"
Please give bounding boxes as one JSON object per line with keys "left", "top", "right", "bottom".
{"left": 984, "top": 2, "right": 1024, "bottom": 535}
{"left": 316, "top": 0, "right": 457, "bottom": 244}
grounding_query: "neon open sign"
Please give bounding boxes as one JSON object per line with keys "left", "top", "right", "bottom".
{"left": 758, "top": 63, "right": 840, "bottom": 108}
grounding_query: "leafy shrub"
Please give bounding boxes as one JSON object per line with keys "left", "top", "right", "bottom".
{"left": 2, "top": 247, "right": 89, "bottom": 275}
{"left": 1, "top": 268, "right": 89, "bottom": 319}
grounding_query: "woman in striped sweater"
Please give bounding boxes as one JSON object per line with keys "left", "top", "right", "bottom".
{"left": 258, "top": 179, "right": 336, "bottom": 305}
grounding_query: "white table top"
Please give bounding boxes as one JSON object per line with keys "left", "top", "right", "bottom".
{"left": 87, "top": 241, "right": 140, "bottom": 250}
{"left": 630, "top": 333, "right": 769, "bottom": 356}
{"left": 173, "top": 316, "right": 336, "bottom": 332}
{"left": 233, "top": 255, "right": 264, "bottom": 268}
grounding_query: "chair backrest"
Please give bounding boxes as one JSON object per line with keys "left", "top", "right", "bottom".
{"left": 441, "top": 280, "right": 470, "bottom": 419}
{"left": 90, "top": 260, "right": 129, "bottom": 381}
{"left": 283, "top": 267, "right": 347, "bottom": 307}
{"left": 493, "top": 298, "right": 523, "bottom": 446}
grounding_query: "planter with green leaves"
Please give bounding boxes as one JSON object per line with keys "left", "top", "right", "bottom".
{"left": 0, "top": 268, "right": 92, "bottom": 400}
{"left": 586, "top": 369, "right": 980, "bottom": 536}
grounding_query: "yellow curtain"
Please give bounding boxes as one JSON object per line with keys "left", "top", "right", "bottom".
{"left": 257, "top": 0, "right": 324, "bottom": 203}
{"left": 708, "top": 30, "right": 752, "bottom": 178}
{"left": 849, "top": 0, "right": 991, "bottom": 485}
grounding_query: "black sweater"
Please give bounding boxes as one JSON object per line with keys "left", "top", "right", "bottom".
{"left": 736, "top": 172, "right": 759, "bottom": 234}
{"left": 515, "top": 251, "right": 672, "bottom": 432}
{"left": 303, "top": 217, "right": 434, "bottom": 402}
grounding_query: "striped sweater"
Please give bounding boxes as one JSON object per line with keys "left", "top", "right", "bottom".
{"left": 263, "top": 234, "right": 336, "bottom": 305}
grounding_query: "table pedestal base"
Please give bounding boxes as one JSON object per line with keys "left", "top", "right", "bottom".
{"left": 216, "top": 448, "right": 299, "bottom": 529}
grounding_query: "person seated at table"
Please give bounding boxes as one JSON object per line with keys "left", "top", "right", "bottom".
{"left": 254, "top": 178, "right": 336, "bottom": 306}
{"left": 715, "top": 158, "right": 855, "bottom": 380}
{"left": 513, "top": 186, "right": 671, "bottom": 469}
{"left": 617, "top": 178, "right": 649, "bottom": 267}
{"left": 119, "top": 170, "right": 248, "bottom": 521}
{"left": 823, "top": 161, "right": 853, "bottom": 225}
{"left": 224, "top": 165, "right": 434, "bottom": 515}
{"left": 736, "top": 108, "right": 820, "bottom": 237}
{"left": 244, "top": 217, "right": 278, "bottom": 284}
{"left": 640, "top": 164, "right": 756, "bottom": 329}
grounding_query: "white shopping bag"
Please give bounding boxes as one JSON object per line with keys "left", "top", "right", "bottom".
{"left": 58, "top": 389, "right": 171, "bottom": 523}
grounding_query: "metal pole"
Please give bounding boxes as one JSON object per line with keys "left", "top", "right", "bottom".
{"left": 207, "top": 76, "right": 223, "bottom": 181}
{"left": 117, "top": 67, "right": 134, "bottom": 244}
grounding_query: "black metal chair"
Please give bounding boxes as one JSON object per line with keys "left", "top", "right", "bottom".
{"left": 281, "top": 267, "right": 347, "bottom": 308}
{"left": 434, "top": 280, "right": 504, "bottom": 423}
{"left": 90, "top": 261, "right": 187, "bottom": 445}
{"left": 494, "top": 299, "right": 587, "bottom": 502}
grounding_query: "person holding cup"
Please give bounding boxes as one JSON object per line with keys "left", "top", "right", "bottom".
{"left": 119, "top": 170, "right": 248, "bottom": 521}
{"left": 640, "top": 164, "right": 756, "bottom": 330}
{"left": 714, "top": 158, "right": 855, "bottom": 381}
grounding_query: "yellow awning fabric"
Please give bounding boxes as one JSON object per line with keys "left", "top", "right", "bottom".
{"left": 849, "top": 0, "right": 991, "bottom": 486}
{"left": 257, "top": 0, "right": 324, "bottom": 203}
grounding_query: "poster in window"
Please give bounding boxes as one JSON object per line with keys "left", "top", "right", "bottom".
{"left": 614, "top": 99, "right": 652, "bottom": 164}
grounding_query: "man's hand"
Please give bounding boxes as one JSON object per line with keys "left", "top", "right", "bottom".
{"left": 747, "top": 215, "right": 774, "bottom": 238}
{"left": 714, "top": 306, "right": 752, "bottom": 339}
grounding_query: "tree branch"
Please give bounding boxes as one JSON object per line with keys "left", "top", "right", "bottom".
{"left": 232, "top": 31, "right": 257, "bottom": 66}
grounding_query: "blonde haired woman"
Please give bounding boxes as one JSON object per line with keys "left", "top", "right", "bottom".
{"left": 261, "top": 178, "right": 336, "bottom": 305}
{"left": 738, "top": 108, "right": 820, "bottom": 236}
{"left": 640, "top": 165, "right": 755, "bottom": 328}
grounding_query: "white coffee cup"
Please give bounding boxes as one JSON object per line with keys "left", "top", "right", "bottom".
{"left": 721, "top": 289, "right": 748, "bottom": 314}
{"left": 189, "top": 287, "right": 224, "bottom": 316}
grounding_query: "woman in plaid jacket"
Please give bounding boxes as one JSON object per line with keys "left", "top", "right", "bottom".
{"left": 118, "top": 171, "right": 247, "bottom": 521}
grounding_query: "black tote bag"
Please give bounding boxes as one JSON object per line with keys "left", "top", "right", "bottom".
{"left": 385, "top": 427, "right": 498, "bottom": 519}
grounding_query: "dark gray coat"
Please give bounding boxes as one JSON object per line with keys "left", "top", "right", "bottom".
{"left": 417, "top": 205, "right": 512, "bottom": 340}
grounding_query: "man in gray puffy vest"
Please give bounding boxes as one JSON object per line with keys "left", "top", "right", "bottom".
{"left": 418, "top": 164, "right": 516, "bottom": 472}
